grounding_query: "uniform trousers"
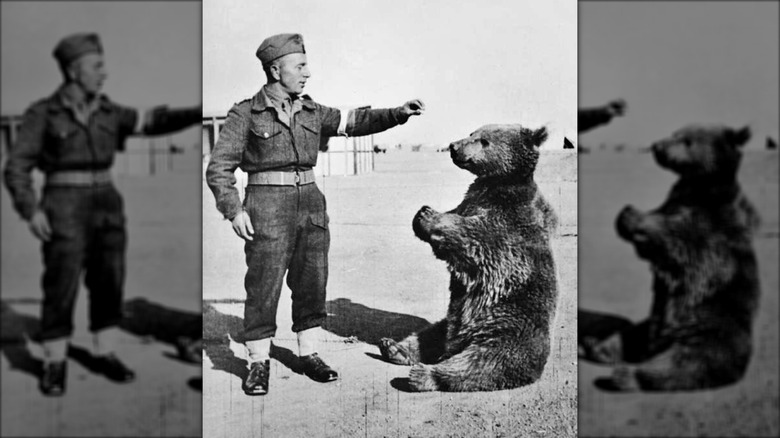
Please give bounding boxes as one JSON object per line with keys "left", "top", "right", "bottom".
{"left": 241, "top": 183, "right": 330, "bottom": 341}
{"left": 38, "top": 184, "right": 126, "bottom": 341}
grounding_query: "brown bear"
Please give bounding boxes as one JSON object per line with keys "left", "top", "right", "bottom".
{"left": 378, "top": 124, "right": 559, "bottom": 392}
{"left": 585, "top": 124, "right": 761, "bottom": 391}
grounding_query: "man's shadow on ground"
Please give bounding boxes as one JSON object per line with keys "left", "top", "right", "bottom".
{"left": 0, "top": 301, "right": 43, "bottom": 379}
{"left": 203, "top": 298, "right": 431, "bottom": 382}
{"left": 1, "top": 298, "right": 202, "bottom": 391}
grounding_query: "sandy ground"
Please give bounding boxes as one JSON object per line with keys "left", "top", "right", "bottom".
{"left": 578, "top": 150, "right": 780, "bottom": 437}
{"left": 202, "top": 150, "right": 578, "bottom": 438}
{"left": 0, "top": 150, "right": 202, "bottom": 437}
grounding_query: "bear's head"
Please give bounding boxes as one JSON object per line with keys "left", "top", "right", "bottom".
{"left": 651, "top": 125, "right": 751, "bottom": 178}
{"left": 448, "top": 124, "right": 548, "bottom": 178}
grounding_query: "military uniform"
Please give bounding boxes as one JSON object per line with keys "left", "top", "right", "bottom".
{"left": 206, "top": 85, "right": 410, "bottom": 342}
{"left": 3, "top": 33, "right": 200, "bottom": 348}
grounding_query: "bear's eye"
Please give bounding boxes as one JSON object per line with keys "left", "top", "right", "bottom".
{"left": 480, "top": 138, "right": 489, "bottom": 148}
{"left": 682, "top": 139, "right": 692, "bottom": 147}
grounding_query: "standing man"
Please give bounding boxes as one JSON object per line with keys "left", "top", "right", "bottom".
{"left": 3, "top": 33, "right": 201, "bottom": 396}
{"left": 206, "top": 33, "right": 424, "bottom": 396}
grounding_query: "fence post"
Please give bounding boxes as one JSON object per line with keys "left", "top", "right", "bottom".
{"left": 149, "top": 138, "right": 156, "bottom": 175}
{"left": 167, "top": 136, "right": 173, "bottom": 172}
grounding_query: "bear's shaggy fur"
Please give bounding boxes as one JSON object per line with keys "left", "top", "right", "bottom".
{"left": 379, "top": 124, "right": 559, "bottom": 392}
{"left": 586, "top": 124, "right": 761, "bottom": 391}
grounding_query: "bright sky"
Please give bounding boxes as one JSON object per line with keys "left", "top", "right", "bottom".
{"left": 579, "top": 2, "right": 779, "bottom": 149}
{"left": 0, "top": 1, "right": 201, "bottom": 146}
{"left": 203, "top": 0, "right": 577, "bottom": 149}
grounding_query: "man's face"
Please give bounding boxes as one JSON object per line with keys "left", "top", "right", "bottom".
{"left": 273, "top": 53, "right": 311, "bottom": 96}
{"left": 69, "top": 52, "right": 107, "bottom": 96}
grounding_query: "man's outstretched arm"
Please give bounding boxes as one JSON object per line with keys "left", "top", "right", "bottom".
{"left": 318, "top": 99, "right": 425, "bottom": 138}
{"left": 579, "top": 99, "right": 626, "bottom": 133}
{"left": 137, "top": 105, "right": 202, "bottom": 136}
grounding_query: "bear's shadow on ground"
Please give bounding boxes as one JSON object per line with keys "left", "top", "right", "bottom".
{"left": 203, "top": 298, "right": 431, "bottom": 380}
{"left": 119, "top": 297, "right": 202, "bottom": 364}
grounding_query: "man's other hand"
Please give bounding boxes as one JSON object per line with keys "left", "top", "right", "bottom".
{"left": 28, "top": 210, "right": 52, "bottom": 241}
{"left": 231, "top": 210, "right": 255, "bottom": 241}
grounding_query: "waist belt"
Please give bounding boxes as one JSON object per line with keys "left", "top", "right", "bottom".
{"left": 46, "top": 170, "right": 112, "bottom": 186}
{"left": 248, "top": 169, "right": 316, "bottom": 186}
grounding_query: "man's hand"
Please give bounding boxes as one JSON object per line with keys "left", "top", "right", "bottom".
{"left": 606, "top": 99, "right": 627, "bottom": 117}
{"left": 400, "top": 99, "right": 426, "bottom": 117}
{"left": 28, "top": 210, "right": 52, "bottom": 241}
{"left": 231, "top": 210, "right": 254, "bottom": 241}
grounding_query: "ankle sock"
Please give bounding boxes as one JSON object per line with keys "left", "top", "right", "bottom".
{"left": 246, "top": 338, "right": 272, "bottom": 363}
{"left": 297, "top": 327, "right": 319, "bottom": 357}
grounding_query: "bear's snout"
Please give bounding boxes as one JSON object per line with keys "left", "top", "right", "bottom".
{"left": 651, "top": 140, "right": 669, "bottom": 155}
{"left": 449, "top": 141, "right": 465, "bottom": 163}
{"left": 651, "top": 141, "right": 669, "bottom": 167}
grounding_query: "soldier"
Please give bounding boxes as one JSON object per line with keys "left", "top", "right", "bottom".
{"left": 206, "top": 33, "right": 424, "bottom": 396}
{"left": 3, "top": 33, "right": 201, "bottom": 396}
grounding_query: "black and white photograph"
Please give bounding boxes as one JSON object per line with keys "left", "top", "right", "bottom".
{"left": 201, "top": 0, "right": 577, "bottom": 436}
{"left": 1, "top": 2, "right": 202, "bottom": 436}
{"left": 577, "top": 2, "right": 779, "bottom": 436}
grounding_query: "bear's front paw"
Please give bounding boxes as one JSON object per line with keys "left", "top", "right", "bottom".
{"left": 408, "top": 364, "right": 438, "bottom": 392}
{"left": 585, "top": 333, "right": 623, "bottom": 364}
{"left": 413, "top": 206, "right": 438, "bottom": 241}
{"left": 616, "top": 205, "right": 644, "bottom": 240}
{"left": 379, "top": 338, "right": 415, "bottom": 366}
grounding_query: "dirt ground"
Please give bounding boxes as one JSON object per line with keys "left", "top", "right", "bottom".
{"left": 0, "top": 150, "right": 203, "bottom": 437}
{"left": 578, "top": 150, "right": 780, "bottom": 437}
{"left": 202, "top": 150, "right": 578, "bottom": 438}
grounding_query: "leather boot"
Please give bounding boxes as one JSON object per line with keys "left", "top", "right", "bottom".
{"left": 40, "top": 361, "right": 67, "bottom": 396}
{"left": 300, "top": 353, "right": 338, "bottom": 383}
{"left": 244, "top": 360, "right": 270, "bottom": 395}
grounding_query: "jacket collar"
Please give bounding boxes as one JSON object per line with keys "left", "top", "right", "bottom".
{"left": 49, "top": 84, "right": 112, "bottom": 113}
{"left": 251, "top": 85, "right": 315, "bottom": 112}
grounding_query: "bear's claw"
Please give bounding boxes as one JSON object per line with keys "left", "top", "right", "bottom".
{"left": 379, "top": 338, "right": 414, "bottom": 366}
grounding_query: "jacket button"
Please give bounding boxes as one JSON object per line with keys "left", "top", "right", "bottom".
{"left": 263, "top": 132, "right": 269, "bottom": 138}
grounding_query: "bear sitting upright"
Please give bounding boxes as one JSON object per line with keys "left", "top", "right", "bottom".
{"left": 591, "top": 124, "right": 760, "bottom": 392}
{"left": 379, "top": 124, "right": 559, "bottom": 392}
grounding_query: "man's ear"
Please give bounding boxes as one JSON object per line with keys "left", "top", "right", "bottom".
{"left": 729, "top": 125, "right": 751, "bottom": 148}
{"left": 531, "top": 126, "right": 548, "bottom": 147}
{"left": 269, "top": 64, "right": 281, "bottom": 81}
{"left": 64, "top": 61, "right": 79, "bottom": 82}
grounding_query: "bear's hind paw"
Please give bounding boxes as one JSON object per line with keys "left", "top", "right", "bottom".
{"left": 408, "top": 364, "right": 438, "bottom": 392}
{"left": 379, "top": 338, "right": 415, "bottom": 366}
{"left": 594, "top": 366, "right": 639, "bottom": 392}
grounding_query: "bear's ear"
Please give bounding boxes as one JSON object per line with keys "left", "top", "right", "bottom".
{"left": 728, "top": 126, "right": 751, "bottom": 148}
{"left": 530, "top": 127, "right": 548, "bottom": 147}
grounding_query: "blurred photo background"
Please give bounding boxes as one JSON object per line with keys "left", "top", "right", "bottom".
{"left": 578, "top": 2, "right": 779, "bottom": 437}
{"left": 1, "top": 2, "right": 202, "bottom": 436}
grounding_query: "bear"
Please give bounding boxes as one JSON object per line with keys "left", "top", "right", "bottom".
{"left": 378, "top": 124, "right": 559, "bottom": 392}
{"left": 582, "top": 124, "right": 761, "bottom": 392}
